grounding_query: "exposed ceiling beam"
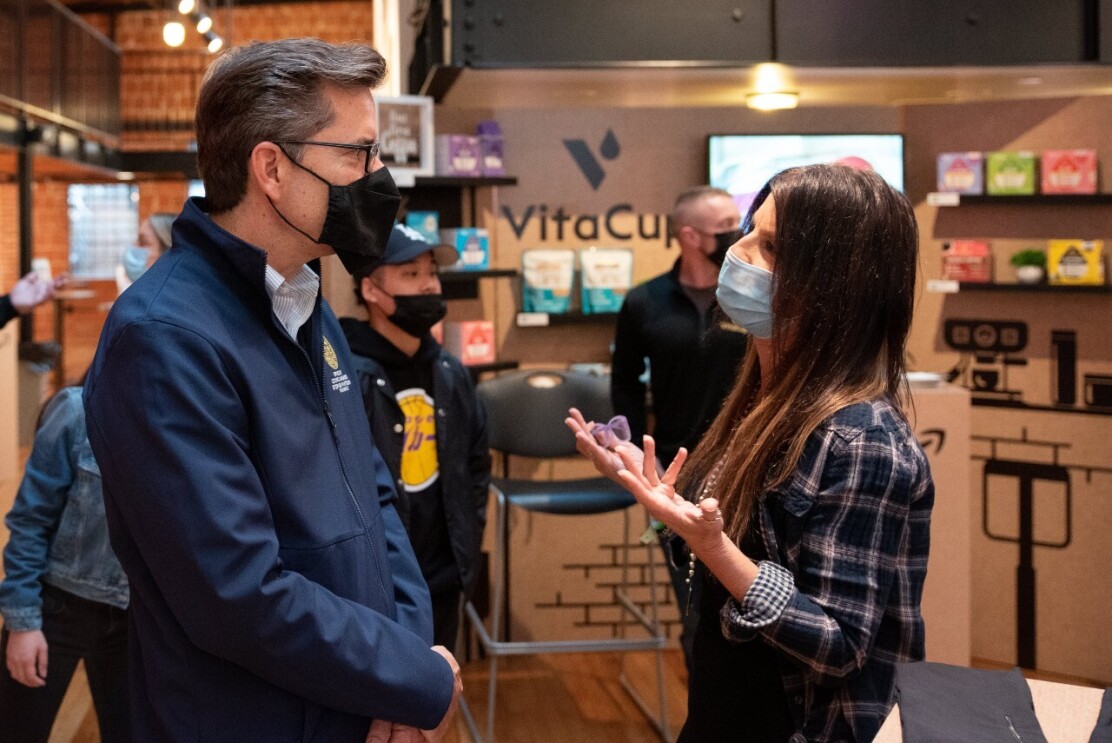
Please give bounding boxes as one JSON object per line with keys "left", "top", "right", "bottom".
{"left": 62, "top": 0, "right": 355, "bottom": 12}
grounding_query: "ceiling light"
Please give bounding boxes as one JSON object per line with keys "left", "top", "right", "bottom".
{"left": 162, "top": 20, "right": 185, "bottom": 47}
{"left": 177, "top": 0, "right": 195, "bottom": 13}
{"left": 746, "top": 91, "right": 799, "bottom": 111}
{"left": 196, "top": 14, "right": 212, "bottom": 33}
{"left": 206, "top": 34, "right": 224, "bottom": 53}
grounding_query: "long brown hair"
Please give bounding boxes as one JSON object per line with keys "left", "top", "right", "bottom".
{"left": 677, "top": 164, "right": 919, "bottom": 541}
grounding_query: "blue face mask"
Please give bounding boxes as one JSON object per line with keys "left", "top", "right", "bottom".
{"left": 716, "top": 249, "right": 774, "bottom": 339}
{"left": 122, "top": 245, "right": 151, "bottom": 283}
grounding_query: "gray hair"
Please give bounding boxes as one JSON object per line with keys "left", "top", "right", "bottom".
{"left": 671, "top": 185, "right": 734, "bottom": 233}
{"left": 196, "top": 38, "right": 388, "bottom": 213}
{"left": 147, "top": 213, "right": 176, "bottom": 252}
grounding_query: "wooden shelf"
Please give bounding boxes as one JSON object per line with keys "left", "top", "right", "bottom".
{"left": 515, "top": 311, "right": 619, "bottom": 327}
{"left": 440, "top": 269, "right": 518, "bottom": 282}
{"left": 441, "top": 269, "right": 517, "bottom": 300}
{"left": 928, "top": 192, "right": 1112, "bottom": 207}
{"left": 957, "top": 282, "right": 1111, "bottom": 294}
{"left": 410, "top": 175, "right": 518, "bottom": 188}
{"left": 464, "top": 360, "right": 520, "bottom": 378}
{"left": 927, "top": 279, "right": 1111, "bottom": 294}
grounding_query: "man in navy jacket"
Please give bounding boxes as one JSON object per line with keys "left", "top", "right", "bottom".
{"left": 83, "top": 39, "right": 459, "bottom": 742}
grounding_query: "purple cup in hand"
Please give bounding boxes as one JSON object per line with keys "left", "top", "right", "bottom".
{"left": 590, "top": 415, "right": 631, "bottom": 449}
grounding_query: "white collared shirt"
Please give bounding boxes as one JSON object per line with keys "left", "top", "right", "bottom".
{"left": 264, "top": 264, "right": 319, "bottom": 339}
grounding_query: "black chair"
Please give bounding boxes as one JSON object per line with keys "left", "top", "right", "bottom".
{"left": 460, "top": 369, "right": 669, "bottom": 743}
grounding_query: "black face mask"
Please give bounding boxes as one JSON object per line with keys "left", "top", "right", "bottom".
{"left": 271, "top": 150, "right": 401, "bottom": 276}
{"left": 711, "top": 228, "right": 746, "bottom": 267}
{"left": 386, "top": 293, "right": 447, "bottom": 338}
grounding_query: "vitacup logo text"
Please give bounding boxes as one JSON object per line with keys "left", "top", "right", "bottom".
{"left": 564, "top": 129, "right": 621, "bottom": 190}
{"left": 500, "top": 129, "right": 675, "bottom": 247}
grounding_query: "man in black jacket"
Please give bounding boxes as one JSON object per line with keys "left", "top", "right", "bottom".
{"left": 342, "top": 224, "right": 491, "bottom": 649}
{"left": 610, "top": 185, "right": 748, "bottom": 676}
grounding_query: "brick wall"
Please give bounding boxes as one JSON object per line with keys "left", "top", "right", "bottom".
{"left": 30, "top": 182, "right": 70, "bottom": 344}
{"left": 0, "top": 184, "right": 17, "bottom": 294}
{"left": 139, "top": 180, "right": 189, "bottom": 222}
{"left": 104, "top": 2, "right": 376, "bottom": 150}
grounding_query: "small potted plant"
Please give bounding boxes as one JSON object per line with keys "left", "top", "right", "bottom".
{"left": 1010, "top": 248, "right": 1047, "bottom": 284}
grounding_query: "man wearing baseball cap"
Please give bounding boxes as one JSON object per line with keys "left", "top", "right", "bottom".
{"left": 341, "top": 224, "right": 491, "bottom": 649}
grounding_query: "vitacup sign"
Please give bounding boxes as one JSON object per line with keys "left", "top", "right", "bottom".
{"left": 500, "top": 128, "right": 675, "bottom": 248}
{"left": 502, "top": 203, "right": 674, "bottom": 246}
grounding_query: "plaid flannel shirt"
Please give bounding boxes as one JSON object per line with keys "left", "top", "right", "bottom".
{"left": 720, "top": 398, "right": 934, "bottom": 742}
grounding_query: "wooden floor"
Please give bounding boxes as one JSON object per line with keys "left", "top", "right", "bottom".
{"left": 0, "top": 456, "right": 690, "bottom": 743}
{"left": 33, "top": 650, "right": 689, "bottom": 743}
{"left": 4, "top": 454, "right": 1103, "bottom": 743}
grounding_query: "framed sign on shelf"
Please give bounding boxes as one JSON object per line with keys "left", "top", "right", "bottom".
{"left": 375, "top": 94, "right": 434, "bottom": 187}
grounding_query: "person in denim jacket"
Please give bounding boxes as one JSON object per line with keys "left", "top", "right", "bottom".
{"left": 569, "top": 164, "right": 933, "bottom": 743}
{"left": 0, "top": 385, "right": 129, "bottom": 742}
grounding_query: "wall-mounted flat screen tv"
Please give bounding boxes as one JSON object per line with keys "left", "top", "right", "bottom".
{"left": 708, "top": 133, "right": 905, "bottom": 216}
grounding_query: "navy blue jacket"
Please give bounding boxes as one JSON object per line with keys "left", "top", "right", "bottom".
{"left": 84, "top": 198, "right": 453, "bottom": 742}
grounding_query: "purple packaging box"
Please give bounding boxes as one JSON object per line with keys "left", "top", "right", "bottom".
{"left": 435, "top": 135, "right": 481, "bottom": 177}
{"left": 477, "top": 120, "right": 505, "bottom": 176}
{"left": 936, "top": 152, "right": 984, "bottom": 194}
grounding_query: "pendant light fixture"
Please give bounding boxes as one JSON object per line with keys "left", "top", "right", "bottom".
{"left": 746, "top": 63, "right": 799, "bottom": 111}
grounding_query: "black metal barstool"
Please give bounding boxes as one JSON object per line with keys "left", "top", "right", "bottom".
{"left": 460, "top": 369, "right": 669, "bottom": 743}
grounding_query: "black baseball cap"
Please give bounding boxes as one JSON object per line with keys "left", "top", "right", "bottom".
{"left": 382, "top": 224, "right": 458, "bottom": 267}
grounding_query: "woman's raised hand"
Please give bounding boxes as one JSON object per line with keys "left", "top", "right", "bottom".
{"left": 614, "top": 436, "right": 725, "bottom": 553}
{"left": 564, "top": 407, "right": 645, "bottom": 485}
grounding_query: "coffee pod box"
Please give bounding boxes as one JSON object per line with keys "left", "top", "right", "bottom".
{"left": 440, "top": 228, "right": 489, "bottom": 271}
{"left": 937, "top": 152, "right": 984, "bottom": 194}
{"left": 1048, "top": 239, "right": 1105, "bottom": 285}
{"left": 1041, "top": 150, "right": 1098, "bottom": 194}
{"left": 404, "top": 210, "right": 440, "bottom": 245}
{"left": 476, "top": 120, "right": 506, "bottom": 177}
{"left": 986, "top": 151, "right": 1038, "bottom": 195}
{"left": 941, "top": 240, "right": 993, "bottom": 282}
{"left": 443, "top": 320, "right": 496, "bottom": 366}
{"left": 435, "top": 134, "right": 482, "bottom": 177}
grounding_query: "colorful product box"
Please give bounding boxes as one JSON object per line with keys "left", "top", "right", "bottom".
{"left": 579, "top": 248, "right": 633, "bottom": 314}
{"left": 443, "top": 320, "right": 496, "bottom": 366}
{"left": 521, "top": 249, "right": 575, "bottom": 313}
{"left": 440, "top": 228, "right": 489, "bottom": 271}
{"left": 986, "top": 151, "right": 1037, "bottom": 195}
{"left": 435, "top": 134, "right": 481, "bottom": 177}
{"left": 941, "top": 240, "right": 993, "bottom": 282}
{"left": 404, "top": 211, "right": 440, "bottom": 244}
{"left": 476, "top": 120, "right": 506, "bottom": 177}
{"left": 936, "top": 152, "right": 984, "bottom": 194}
{"left": 1041, "top": 150, "right": 1098, "bottom": 194}
{"left": 1048, "top": 239, "right": 1105, "bottom": 285}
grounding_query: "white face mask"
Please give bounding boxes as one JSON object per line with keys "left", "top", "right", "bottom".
{"left": 716, "top": 249, "right": 774, "bottom": 339}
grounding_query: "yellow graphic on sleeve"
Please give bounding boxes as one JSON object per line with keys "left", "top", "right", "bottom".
{"left": 396, "top": 388, "right": 439, "bottom": 493}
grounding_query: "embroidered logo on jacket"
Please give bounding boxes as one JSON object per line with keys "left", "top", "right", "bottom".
{"left": 322, "top": 336, "right": 339, "bottom": 370}
{"left": 322, "top": 336, "right": 351, "bottom": 393}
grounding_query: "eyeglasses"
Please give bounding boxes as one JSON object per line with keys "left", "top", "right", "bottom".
{"left": 276, "top": 140, "right": 381, "bottom": 174}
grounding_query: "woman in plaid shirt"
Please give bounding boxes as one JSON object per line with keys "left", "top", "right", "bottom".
{"left": 569, "top": 164, "right": 933, "bottom": 742}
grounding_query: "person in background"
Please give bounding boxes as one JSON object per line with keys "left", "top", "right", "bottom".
{"left": 116, "top": 212, "right": 176, "bottom": 294}
{"left": 610, "top": 185, "right": 748, "bottom": 676}
{"left": 570, "top": 164, "right": 934, "bottom": 742}
{"left": 83, "top": 39, "right": 460, "bottom": 743}
{"left": 0, "top": 377, "right": 130, "bottom": 742}
{"left": 1, "top": 271, "right": 66, "bottom": 330}
{"left": 340, "top": 224, "right": 491, "bottom": 650}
